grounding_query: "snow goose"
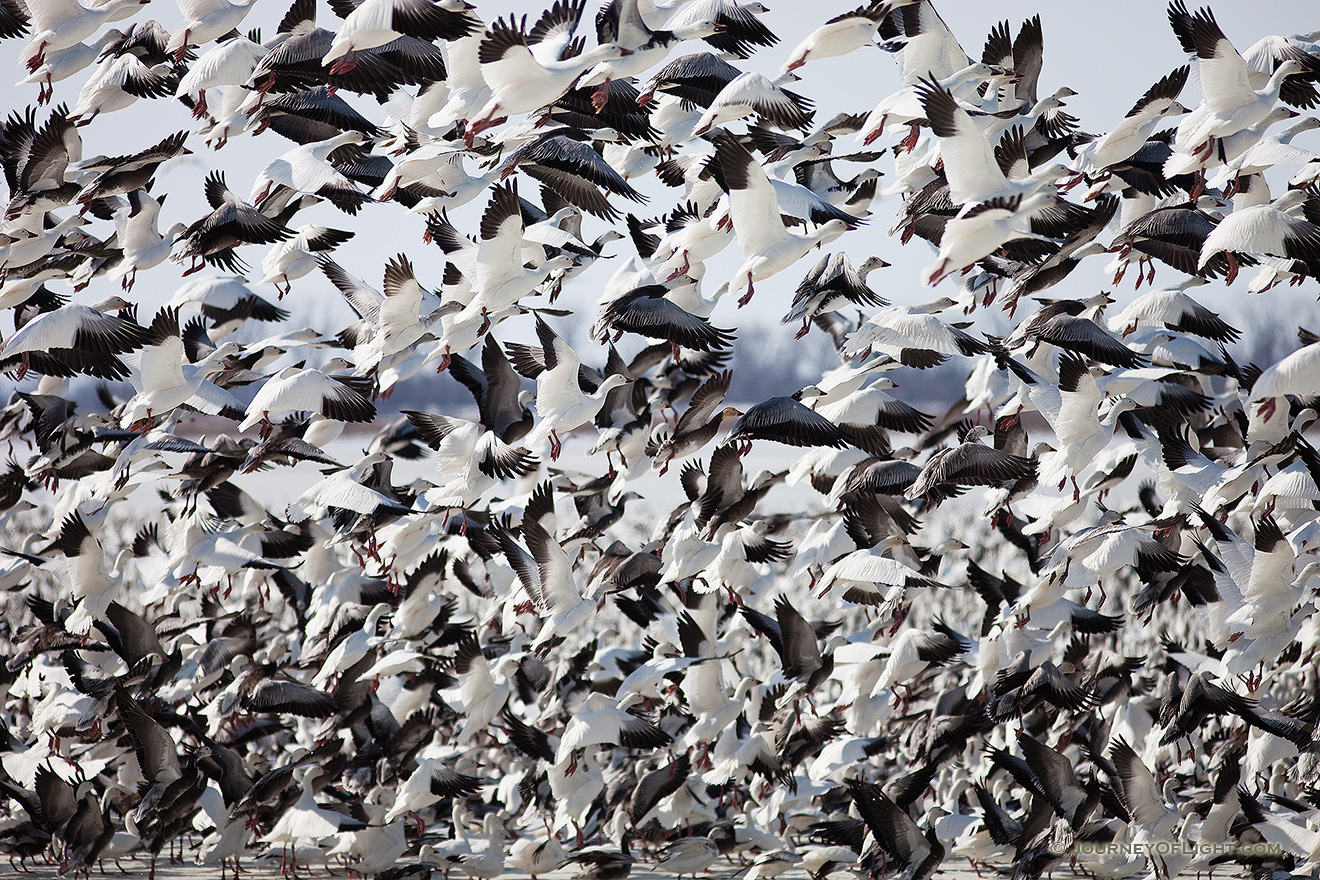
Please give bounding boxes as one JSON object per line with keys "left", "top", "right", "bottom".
{"left": 73, "top": 129, "right": 192, "bottom": 207}
{"left": 842, "top": 297, "right": 988, "bottom": 367}
{"left": 690, "top": 71, "right": 813, "bottom": 136}
{"left": 915, "top": 77, "right": 1070, "bottom": 209}
{"left": 856, "top": 61, "right": 1011, "bottom": 149}
{"left": 18, "top": 0, "right": 148, "bottom": 71}
{"left": 0, "top": 294, "right": 148, "bottom": 381}
{"left": 726, "top": 395, "right": 848, "bottom": 454}
{"left": 921, "top": 192, "right": 1059, "bottom": 286}
{"left": 259, "top": 225, "right": 355, "bottom": 296}
{"left": 1168, "top": 2, "right": 1307, "bottom": 157}
{"left": 237, "top": 357, "right": 375, "bottom": 438}
{"left": 558, "top": 691, "right": 671, "bottom": 766}
{"left": 171, "top": 172, "right": 293, "bottom": 275}
{"left": 251, "top": 130, "right": 373, "bottom": 215}
{"left": 592, "top": 283, "right": 735, "bottom": 359}
{"left": 817, "top": 537, "right": 949, "bottom": 604}
{"left": 20, "top": 33, "right": 123, "bottom": 106}
{"left": 906, "top": 425, "right": 1037, "bottom": 506}
{"left": 500, "top": 130, "right": 646, "bottom": 221}
{"left": 1007, "top": 354, "right": 1141, "bottom": 499}
{"left": 651, "top": 369, "right": 737, "bottom": 472}
{"left": 167, "top": 0, "right": 258, "bottom": 63}
{"left": 170, "top": 275, "right": 291, "bottom": 336}
{"left": 467, "top": 2, "right": 630, "bottom": 140}
{"left": 1070, "top": 66, "right": 1190, "bottom": 177}
{"left": 1251, "top": 340, "right": 1320, "bottom": 421}
{"left": 322, "top": 254, "right": 442, "bottom": 374}
{"left": 662, "top": 0, "right": 777, "bottom": 60}
{"left": 427, "top": 184, "right": 576, "bottom": 333}
{"left": 1210, "top": 114, "right": 1320, "bottom": 193}
{"left": 1003, "top": 295, "right": 1148, "bottom": 369}
{"left": 1198, "top": 189, "right": 1320, "bottom": 282}
{"left": 781, "top": 2, "right": 902, "bottom": 73}
{"left": 524, "top": 314, "right": 630, "bottom": 460}
{"left": 578, "top": 0, "right": 718, "bottom": 111}
{"left": 262, "top": 766, "right": 367, "bottom": 875}
{"left": 494, "top": 481, "right": 603, "bottom": 644}
{"left": 652, "top": 836, "right": 719, "bottom": 877}
{"left": 1108, "top": 280, "right": 1240, "bottom": 342}
{"left": 713, "top": 133, "right": 850, "bottom": 307}
{"left": 634, "top": 202, "right": 734, "bottom": 282}
{"left": 322, "top": 0, "right": 478, "bottom": 75}
{"left": 106, "top": 191, "right": 188, "bottom": 292}
{"left": 782, "top": 252, "right": 888, "bottom": 339}
{"left": 175, "top": 29, "right": 267, "bottom": 118}
{"left": 308, "top": 601, "right": 392, "bottom": 687}
{"left": 637, "top": 50, "right": 741, "bottom": 107}
{"left": 404, "top": 409, "right": 536, "bottom": 516}
{"left": 67, "top": 52, "right": 179, "bottom": 125}
{"left": 54, "top": 511, "right": 128, "bottom": 635}
{"left": 443, "top": 812, "right": 509, "bottom": 880}
{"left": 119, "top": 307, "right": 243, "bottom": 431}
{"left": 849, "top": 778, "right": 945, "bottom": 880}
{"left": 285, "top": 450, "right": 412, "bottom": 526}
{"left": 382, "top": 757, "right": 482, "bottom": 827}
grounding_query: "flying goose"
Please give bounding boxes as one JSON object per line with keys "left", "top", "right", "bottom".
{"left": 713, "top": 133, "right": 851, "bottom": 307}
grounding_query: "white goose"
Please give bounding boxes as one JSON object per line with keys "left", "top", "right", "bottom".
{"left": 713, "top": 133, "right": 849, "bottom": 307}
{"left": 237, "top": 357, "right": 376, "bottom": 438}
{"left": 322, "top": 0, "right": 477, "bottom": 76}
{"left": 18, "top": 0, "right": 148, "bottom": 70}
{"left": 1169, "top": 2, "right": 1306, "bottom": 158}
{"left": 259, "top": 226, "right": 355, "bottom": 296}
{"left": 120, "top": 307, "right": 243, "bottom": 430}
{"left": 406, "top": 411, "right": 536, "bottom": 515}
{"left": 467, "top": 5, "right": 628, "bottom": 139}
{"left": 175, "top": 29, "right": 268, "bottom": 118}
{"left": 524, "top": 315, "right": 630, "bottom": 460}
{"left": 262, "top": 766, "right": 367, "bottom": 874}
{"left": 1199, "top": 189, "right": 1320, "bottom": 283}
{"left": 496, "top": 481, "right": 603, "bottom": 645}
{"left": 250, "top": 130, "right": 372, "bottom": 211}
{"left": 107, "top": 191, "right": 188, "bottom": 291}
{"left": 781, "top": 2, "right": 898, "bottom": 73}
{"left": 1005, "top": 354, "right": 1140, "bottom": 499}
{"left": 167, "top": 0, "right": 258, "bottom": 62}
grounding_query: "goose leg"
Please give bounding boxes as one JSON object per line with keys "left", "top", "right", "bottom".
{"left": 737, "top": 275, "right": 755, "bottom": 308}
{"left": 174, "top": 30, "right": 191, "bottom": 64}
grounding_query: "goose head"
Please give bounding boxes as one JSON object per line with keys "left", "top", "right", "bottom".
{"left": 811, "top": 218, "right": 851, "bottom": 245}
{"left": 321, "top": 356, "right": 355, "bottom": 373}
{"left": 1267, "top": 59, "right": 1307, "bottom": 92}
{"left": 91, "top": 295, "right": 133, "bottom": 312}
{"left": 858, "top": 255, "right": 891, "bottom": 275}
{"left": 962, "top": 425, "right": 992, "bottom": 444}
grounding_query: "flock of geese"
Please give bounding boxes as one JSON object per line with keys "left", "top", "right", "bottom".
{"left": 4, "top": 0, "right": 1320, "bottom": 878}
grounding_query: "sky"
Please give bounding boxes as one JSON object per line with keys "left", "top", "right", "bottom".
{"left": 2, "top": 0, "right": 1319, "bottom": 394}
